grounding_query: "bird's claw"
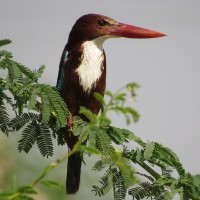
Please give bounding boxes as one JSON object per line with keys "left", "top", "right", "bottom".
{"left": 67, "top": 116, "right": 73, "bottom": 128}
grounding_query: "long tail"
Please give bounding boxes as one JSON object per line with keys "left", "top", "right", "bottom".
{"left": 66, "top": 152, "right": 82, "bottom": 194}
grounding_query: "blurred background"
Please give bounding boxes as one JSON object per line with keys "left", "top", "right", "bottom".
{"left": 1, "top": 0, "right": 200, "bottom": 199}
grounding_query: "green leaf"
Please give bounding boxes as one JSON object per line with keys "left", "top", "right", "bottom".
{"left": 114, "top": 107, "right": 139, "bottom": 123}
{"left": 107, "top": 126, "right": 126, "bottom": 145}
{"left": 41, "top": 91, "right": 51, "bottom": 124}
{"left": 7, "top": 60, "right": 21, "bottom": 80}
{"left": 10, "top": 113, "right": 39, "bottom": 131}
{"left": 153, "top": 143, "right": 185, "bottom": 176}
{"left": 112, "top": 168, "right": 127, "bottom": 200}
{"left": 110, "top": 127, "right": 146, "bottom": 147}
{"left": 80, "top": 145, "right": 100, "bottom": 155}
{"left": 27, "top": 87, "right": 40, "bottom": 110}
{"left": 93, "top": 92, "right": 106, "bottom": 106}
{"left": 0, "top": 191, "right": 14, "bottom": 198}
{"left": 18, "top": 121, "right": 38, "bottom": 153}
{"left": 33, "top": 65, "right": 45, "bottom": 79}
{"left": 0, "top": 39, "right": 12, "bottom": 47}
{"left": 17, "top": 62, "right": 34, "bottom": 78}
{"left": 18, "top": 186, "right": 37, "bottom": 194}
{"left": 113, "top": 151, "right": 138, "bottom": 188}
{"left": 105, "top": 90, "right": 113, "bottom": 97}
{"left": 124, "top": 107, "right": 140, "bottom": 122}
{"left": 91, "top": 128, "right": 115, "bottom": 156}
{"left": 144, "top": 142, "right": 155, "bottom": 161}
{"left": 39, "top": 84, "right": 69, "bottom": 129}
{"left": 115, "top": 93, "right": 126, "bottom": 101}
{"left": 79, "top": 107, "right": 98, "bottom": 123}
{"left": 92, "top": 169, "right": 113, "bottom": 197}
{"left": 0, "top": 104, "right": 10, "bottom": 135}
{"left": 92, "top": 158, "right": 111, "bottom": 171}
{"left": 36, "top": 124, "right": 53, "bottom": 157}
{"left": 126, "top": 82, "right": 140, "bottom": 98}
{"left": 136, "top": 148, "right": 143, "bottom": 163}
{"left": 99, "top": 116, "right": 111, "bottom": 127}
{"left": 128, "top": 182, "right": 152, "bottom": 200}
{"left": 0, "top": 50, "right": 12, "bottom": 59}
{"left": 192, "top": 174, "right": 200, "bottom": 188}
{"left": 40, "top": 180, "right": 64, "bottom": 189}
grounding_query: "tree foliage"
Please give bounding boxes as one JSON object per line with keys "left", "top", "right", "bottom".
{"left": 0, "top": 40, "right": 200, "bottom": 200}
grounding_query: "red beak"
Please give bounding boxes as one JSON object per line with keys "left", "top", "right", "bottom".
{"left": 109, "top": 23, "right": 166, "bottom": 39}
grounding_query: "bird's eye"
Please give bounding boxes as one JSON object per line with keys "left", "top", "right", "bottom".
{"left": 97, "top": 20, "right": 107, "bottom": 26}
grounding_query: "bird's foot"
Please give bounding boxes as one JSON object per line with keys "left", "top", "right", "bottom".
{"left": 67, "top": 115, "right": 73, "bottom": 128}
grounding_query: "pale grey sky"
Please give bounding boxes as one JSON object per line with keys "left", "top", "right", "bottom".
{"left": 1, "top": 1, "right": 200, "bottom": 199}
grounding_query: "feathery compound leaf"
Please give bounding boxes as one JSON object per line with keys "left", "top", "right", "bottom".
{"left": 0, "top": 50, "right": 12, "bottom": 59}
{"left": 112, "top": 168, "right": 127, "bottom": 200}
{"left": 79, "top": 107, "right": 98, "bottom": 123}
{"left": 9, "top": 112, "right": 39, "bottom": 131}
{"left": 36, "top": 124, "right": 53, "bottom": 157}
{"left": 126, "top": 82, "right": 140, "bottom": 98}
{"left": 115, "top": 93, "right": 126, "bottom": 101}
{"left": 0, "top": 104, "right": 10, "bottom": 135}
{"left": 28, "top": 84, "right": 68, "bottom": 129}
{"left": 18, "top": 185, "right": 37, "bottom": 194}
{"left": 112, "top": 127, "right": 146, "bottom": 147}
{"left": 40, "top": 91, "right": 51, "bottom": 124}
{"left": 107, "top": 126, "right": 126, "bottom": 145}
{"left": 28, "top": 87, "right": 40, "bottom": 110}
{"left": 92, "top": 158, "right": 112, "bottom": 172}
{"left": 93, "top": 92, "right": 106, "bottom": 106}
{"left": 105, "top": 90, "right": 113, "bottom": 97}
{"left": 144, "top": 142, "right": 155, "bottom": 161}
{"left": 0, "top": 91, "right": 12, "bottom": 105}
{"left": 115, "top": 107, "right": 139, "bottom": 123}
{"left": 128, "top": 182, "right": 152, "bottom": 200}
{"left": 92, "top": 169, "right": 113, "bottom": 196}
{"left": 33, "top": 65, "right": 45, "bottom": 79}
{"left": 16, "top": 62, "right": 34, "bottom": 78}
{"left": 0, "top": 39, "right": 12, "bottom": 47}
{"left": 40, "top": 85, "right": 69, "bottom": 129}
{"left": 153, "top": 143, "right": 185, "bottom": 176}
{"left": 40, "top": 180, "right": 64, "bottom": 189}
{"left": 18, "top": 121, "right": 38, "bottom": 153}
{"left": 6, "top": 60, "right": 21, "bottom": 81}
{"left": 192, "top": 174, "right": 200, "bottom": 189}
{"left": 91, "top": 128, "right": 114, "bottom": 156}
{"left": 117, "top": 158, "right": 137, "bottom": 188}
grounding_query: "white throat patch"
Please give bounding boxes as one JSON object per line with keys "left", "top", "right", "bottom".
{"left": 76, "top": 36, "right": 108, "bottom": 93}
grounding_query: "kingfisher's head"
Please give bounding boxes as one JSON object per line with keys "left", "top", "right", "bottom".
{"left": 66, "top": 14, "right": 166, "bottom": 50}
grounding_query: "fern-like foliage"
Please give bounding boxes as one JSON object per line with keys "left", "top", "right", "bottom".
{"left": 0, "top": 91, "right": 12, "bottom": 135}
{"left": 18, "top": 121, "right": 39, "bottom": 153}
{"left": 112, "top": 168, "right": 127, "bottom": 200}
{"left": 0, "top": 39, "right": 12, "bottom": 48}
{"left": 91, "top": 128, "right": 115, "bottom": 156}
{"left": 1, "top": 39, "right": 200, "bottom": 200}
{"left": 36, "top": 123, "right": 53, "bottom": 157}
{"left": 92, "top": 168, "right": 113, "bottom": 196}
{"left": 0, "top": 40, "right": 69, "bottom": 157}
{"left": 101, "top": 83, "right": 140, "bottom": 125}
{"left": 9, "top": 112, "right": 39, "bottom": 131}
{"left": 0, "top": 104, "right": 10, "bottom": 135}
{"left": 129, "top": 182, "right": 152, "bottom": 200}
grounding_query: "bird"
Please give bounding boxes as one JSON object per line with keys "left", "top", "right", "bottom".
{"left": 56, "top": 13, "right": 165, "bottom": 194}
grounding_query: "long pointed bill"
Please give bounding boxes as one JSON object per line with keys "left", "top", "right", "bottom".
{"left": 109, "top": 23, "right": 166, "bottom": 39}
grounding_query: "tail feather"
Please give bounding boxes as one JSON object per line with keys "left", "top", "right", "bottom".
{"left": 66, "top": 152, "right": 82, "bottom": 194}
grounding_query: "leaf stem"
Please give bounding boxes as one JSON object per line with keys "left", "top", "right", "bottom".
{"left": 124, "top": 153, "right": 161, "bottom": 180}
{"left": 137, "top": 162, "right": 161, "bottom": 180}
{"left": 31, "top": 122, "right": 93, "bottom": 187}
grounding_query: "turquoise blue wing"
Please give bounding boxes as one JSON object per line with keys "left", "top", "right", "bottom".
{"left": 56, "top": 46, "right": 67, "bottom": 91}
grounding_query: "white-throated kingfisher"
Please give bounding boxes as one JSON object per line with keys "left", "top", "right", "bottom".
{"left": 56, "top": 14, "right": 165, "bottom": 194}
